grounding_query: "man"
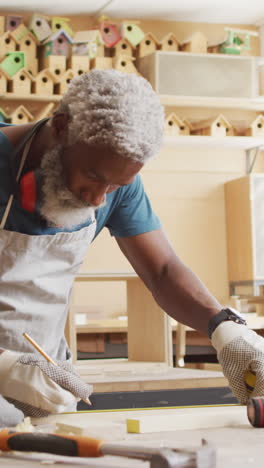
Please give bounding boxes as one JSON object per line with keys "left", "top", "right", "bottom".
{"left": 0, "top": 69, "right": 263, "bottom": 427}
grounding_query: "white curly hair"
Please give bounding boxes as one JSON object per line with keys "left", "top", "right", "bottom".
{"left": 54, "top": 69, "right": 165, "bottom": 163}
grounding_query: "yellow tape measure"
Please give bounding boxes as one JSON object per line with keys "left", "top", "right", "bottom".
{"left": 245, "top": 370, "right": 256, "bottom": 393}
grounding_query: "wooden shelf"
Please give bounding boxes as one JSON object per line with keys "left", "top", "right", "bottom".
{"left": 0, "top": 93, "right": 62, "bottom": 102}
{"left": 163, "top": 135, "right": 264, "bottom": 150}
{"left": 160, "top": 95, "right": 264, "bottom": 110}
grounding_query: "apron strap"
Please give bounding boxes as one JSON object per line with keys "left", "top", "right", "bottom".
{"left": 0, "top": 118, "right": 50, "bottom": 230}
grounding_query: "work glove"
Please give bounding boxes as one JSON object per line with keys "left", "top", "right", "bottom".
{"left": 0, "top": 351, "right": 93, "bottom": 417}
{"left": 211, "top": 321, "right": 264, "bottom": 404}
{"left": 0, "top": 395, "right": 24, "bottom": 428}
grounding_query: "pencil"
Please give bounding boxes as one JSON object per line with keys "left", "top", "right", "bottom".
{"left": 22, "top": 332, "right": 92, "bottom": 406}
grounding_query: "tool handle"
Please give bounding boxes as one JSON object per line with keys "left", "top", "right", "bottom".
{"left": 0, "top": 430, "right": 103, "bottom": 457}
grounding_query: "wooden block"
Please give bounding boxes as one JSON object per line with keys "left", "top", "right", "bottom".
{"left": 126, "top": 405, "right": 248, "bottom": 433}
{"left": 90, "top": 57, "right": 113, "bottom": 70}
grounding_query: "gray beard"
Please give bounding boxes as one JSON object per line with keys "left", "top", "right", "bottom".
{"left": 40, "top": 145, "right": 100, "bottom": 228}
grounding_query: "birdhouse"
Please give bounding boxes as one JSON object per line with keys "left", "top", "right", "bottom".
{"left": 99, "top": 21, "right": 121, "bottom": 47}
{"left": 10, "top": 24, "right": 29, "bottom": 42}
{"left": 190, "top": 114, "right": 234, "bottom": 136}
{"left": 160, "top": 33, "right": 180, "bottom": 52}
{"left": 9, "top": 68, "right": 35, "bottom": 95}
{"left": 113, "top": 38, "right": 134, "bottom": 57}
{"left": 0, "top": 16, "right": 5, "bottom": 35}
{"left": 55, "top": 69, "right": 75, "bottom": 95}
{"left": 5, "top": 15, "right": 22, "bottom": 32}
{"left": 41, "top": 55, "right": 66, "bottom": 82}
{"left": 0, "top": 32, "right": 16, "bottom": 61}
{"left": 90, "top": 57, "right": 112, "bottom": 70}
{"left": 165, "top": 113, "right": 190, "bottom": 136}
{"left": 51, "top": 17, "right": 74, "bottom": 38}
{"left": 181, "top": 32, "right": 208, "bottom": 54}
{"left": 245, "top": 115, "right": 264, "bottom": 137}
{"left": 121, "top": 22, "right": 145, "bottom": 47}
{"left": 33, "top": 69, "right": 56, "bottom": 96}
{"left": 26, "top": 58, "right": 39, "bottom": 77}
{"left": 0, "top": 107, "right": 9, "bottom": 122}
{"left": 29, "top": 14, "right": 52, "bottom": 42}
{"left": 15, "top": 31, "right": 39, "bottom": 62}
{"left": 68, "top": 56, "right": 90, "bottom": 76}
{"left": 9, "top": 105, "right": 33, "bottom": 124}
{"left": 113, "top": 55, "right": 139, "bottom": 74}
{"left": 138, "top": 33, "right": 159, "bottom": 58}
{"left": 43, "top": 29, "right": 73, "bottom": 58}
{"left": 0, "top": 69, "right": 9, "bottom": 93}
{"left": 0, "top": 52, "right": 26, "bottom": 78}
{"left": 72, "top": 30, "right": 104, "bottom": 58}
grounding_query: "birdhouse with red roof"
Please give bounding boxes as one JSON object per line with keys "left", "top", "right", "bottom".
{"left": 99, "top": 21, "right": 121, "bottom": 47}
{"left": 9, "top": 105, "right": 33, "bottom": 124}
{"left": 43, "top": 29, "right": 73, "bottom": 58}
{"left": 33, "top": 69, "right": 56, "bottom": 96}
{"left": 9, "top": 68, "right": 35, "bottom": 95}
{"left": 29, "top": 14, "right": 52, "bottom": 42}
{"left": 138, "top": 32, "right": 159, "bottom": 58}
{"left": 0, "top": 31, "right": 16, "bottom": 60}
{"left": 5, "top": 15, "right": 22, "bottom": 32}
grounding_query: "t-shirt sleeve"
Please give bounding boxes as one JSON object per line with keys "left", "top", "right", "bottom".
{"left": 106, "top": 175, "right": 161, "bottom": 238}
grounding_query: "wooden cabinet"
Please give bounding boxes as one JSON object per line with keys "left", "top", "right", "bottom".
{"left": 225, "top": 175, "right": 264, "bottom": 294}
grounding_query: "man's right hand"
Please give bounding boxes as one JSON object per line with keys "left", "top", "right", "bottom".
{"left": 0, "top": 350, "right": 93, "bottom": 416}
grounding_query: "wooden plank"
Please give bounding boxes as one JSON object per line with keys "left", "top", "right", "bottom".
{"left": 126, "top": 405, "right": 248, "bottom": 433}
{"left": 127, "top": 279, "right": 173, "bottom": 365}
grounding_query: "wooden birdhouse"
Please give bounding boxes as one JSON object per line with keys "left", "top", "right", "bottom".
{"left": 99, "top": 21, "right": 121, "bottom": 47}
{"left": 0, "top": 69, "right": 9, "bottom": 93}
{"left": 121, "top": 22, "right": 145, "bottom": 47}
{"left": 68, "top": 56, "right": 90, "bottom": 76}
{"left": 181, "top": 32, "right": 208, "bottom": 54}
{"left": 41, "top": 55, "right": 66, "bottom": 81}
{"left": 0, "top": 16, "right": 5, "bottom": 35}
{"left": 51, "top": 17, "right": 74, "bottom": 38}
{"left": 9, "top": 105, "right": 33, "bottom": 124}
{"left": 165, "top": 113, "right": 190, "bottom": 136}
{"left": 9, "top": 68, "right": 34, "bottom": 95}
{"left": 0, "top": 107, "right": 9, "bottom": 122}
{"left": 0, "top": 32, "right": 16, "bottom": 61}
{"left": 29, "top": 14, "right": 52, "bottom": 42}
{"left": 0, "top": 52, "right": 26, "bottom": 78}
{"left": 55, "top": 69, "right": 74, "bottom": 95}
{"left": 113, "top": 38, "right": 134, "bottom": 57}
{"left": 43, "top": 29, "right": 73, "bottom": 58}
{"left": 32, "top": 69, "right": 56, "bottom": 96}
{"left": 5, "top": 15, "right": 22, "bottom": 32}
{"left": 160, "top": 33, "right": 180, "bottom": 52}
{"left": 72, "top": 30, "right": 104, "bottom": 58}
{"left": 90, "top": 57, "right": 112, "bottom": 70}
{"left": 10, "top": 24, "right": 29, "bottom": 42}
{"left": 16, "top": 31, "right": 39, "bottom": 61}
{"left": 138, "top": 33, "right": 159, "bottom": 58}
{"left": 26, "top": 58, "right": 39, "bottom": 77}
{"left": 113, "top": 55, "right": 139, "bottom": 74}
{"left": 245, "top": 115, "right": 264, "bottom": 137}
{"left": 190, "top": 114, "right": 234, "bottom": 136}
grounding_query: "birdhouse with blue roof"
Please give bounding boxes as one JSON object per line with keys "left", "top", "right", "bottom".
{"left": 0, "top": 52, "right": 26, "bottom": 78}
{"left": 121, "top": 22, "right": 145, "bottom": 47}
{"left": 29, "top": 14, "right": 51, "bottom": 42}
{"left": 99, "top": 21, "right": 121, "bottom": 47}
{"left": 0, "top": 107, "right": 8, "bottom": 123}
{"left": 0, "top": 31, "right": 16, "bottom": 61}
{"left": 51, "top": 17, "right": 74, "bottom": 38}
{"left": 43, "top": 29, "right": 73, "bottom": 58}
{"left": 5, "top": 15, "right": 22, "bottom": 32}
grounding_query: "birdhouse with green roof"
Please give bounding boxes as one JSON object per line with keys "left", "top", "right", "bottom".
{"left": 51, "top": 17, "right": 74, "bottom": 38}
{"left": 0, "top": 107, "right": 8, "bottom": 123}
{"left": 29, "top": 14, "right": 51, "bottom": 42}
{"left": 0, "top": 52, "right": 26, "bottom": 78}
{"left": 121, "top": 22, "right": 145, "bottom": 47}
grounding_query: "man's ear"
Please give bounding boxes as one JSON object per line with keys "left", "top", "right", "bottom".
{"left": 51, "top": 113, "right": 70, "bottom": 140}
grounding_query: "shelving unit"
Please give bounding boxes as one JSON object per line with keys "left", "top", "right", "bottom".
{"left": 160, "top": 95, "right": 264, "bottom": 110}
{"left": 164, "top": 135, "right": 264, "bottom": 150}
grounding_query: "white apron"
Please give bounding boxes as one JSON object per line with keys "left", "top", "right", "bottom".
{"left": 0, "top": 120, "right": 96, "bottom": 360}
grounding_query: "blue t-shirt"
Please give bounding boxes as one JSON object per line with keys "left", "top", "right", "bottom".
{"left": 0, "top": 124, "right": 161, "bottom": 239}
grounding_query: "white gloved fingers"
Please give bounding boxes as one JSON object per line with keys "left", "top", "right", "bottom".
{"left": 0, "top": 395, "right": 24, "bottom": 428}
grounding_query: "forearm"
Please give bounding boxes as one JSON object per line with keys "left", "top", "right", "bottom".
{"left": 149, "top": 256, "right": 222, "bottom": 335}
